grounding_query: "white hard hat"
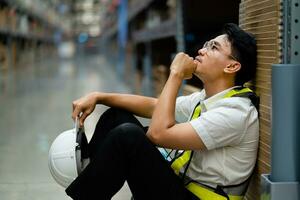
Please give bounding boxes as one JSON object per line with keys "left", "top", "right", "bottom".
{"left": 48, "top": 121, "right": 89, "bottom": 188}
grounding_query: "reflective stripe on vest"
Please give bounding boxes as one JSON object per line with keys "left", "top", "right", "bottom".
{"left": 187, "top": 182, "right": 244, "bottom": 200}
{"left": 171, "top": 87, "right": 256, "bottom": 200}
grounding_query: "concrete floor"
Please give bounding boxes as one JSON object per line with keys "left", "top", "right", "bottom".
{"left": 0, "top": 55, "right": 133, "bottom": 199}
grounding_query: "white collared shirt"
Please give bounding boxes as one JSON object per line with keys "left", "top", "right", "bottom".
{"left": 175, "top": 87, "right": 259, "bottom": 187}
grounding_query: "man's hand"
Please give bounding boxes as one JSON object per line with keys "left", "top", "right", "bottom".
{"left": 170, "top": 52, "right": 197, "bottom": 80}
{"left": 72, "top": 92, "right": 99, "bottom": 126}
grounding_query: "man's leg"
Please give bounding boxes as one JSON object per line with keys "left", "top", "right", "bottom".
{"left": 66, "top": 122, "right": 198, "bottom": 200}
{"left": 87, "top": 107, "right": 145, "bottom": 159}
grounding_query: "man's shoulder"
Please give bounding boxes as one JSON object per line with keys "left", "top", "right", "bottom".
{"left": 212, "top": 96, "right": 256, "bottom": 112}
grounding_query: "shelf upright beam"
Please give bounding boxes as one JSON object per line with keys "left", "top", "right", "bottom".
{"left": 282, "top": 0, "right": 300, "bottom": 64}
{"left": 142, "top": 42, "right": 153, "bottom": 96}
{"left": 176, "top": 0, "right": 185, "bottom": 52}
{"left": 176, "top": 0, "right": 186, "bottom": 93}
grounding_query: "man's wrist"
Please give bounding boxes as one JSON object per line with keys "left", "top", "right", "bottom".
{"left": 170, "top": 68, "right": 184, "bottom": 80}
{"left": 92, "top": 92, "right": 102, "bottom": 103}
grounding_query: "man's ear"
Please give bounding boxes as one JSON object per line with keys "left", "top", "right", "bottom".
{"left": 224, "top": 62, "right": 241, "bottom": 74}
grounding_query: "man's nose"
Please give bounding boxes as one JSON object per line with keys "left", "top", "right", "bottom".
{"left": 198, "top": 48, "right": 207, "bottom": 55}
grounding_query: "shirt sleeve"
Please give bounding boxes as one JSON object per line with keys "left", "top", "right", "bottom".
{"left": 189, "top": 99, "right": 250, "bottom": 150}
{"left": 175, "top": 95, "right": 191, "bottom": 123}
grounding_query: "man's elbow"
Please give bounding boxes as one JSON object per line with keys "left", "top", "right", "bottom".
{"left": 146, "top": 128, "right": 163, "bottom": 145}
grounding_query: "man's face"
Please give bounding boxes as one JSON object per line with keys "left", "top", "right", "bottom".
{"left": 193, "top": 34, "right": 238, "bottom": 83}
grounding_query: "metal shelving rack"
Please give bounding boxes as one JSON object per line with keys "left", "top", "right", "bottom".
{"left": 0, "top": 0, "right": 63, "bottom": 70}
{"left": 0, "top": 28, "right": 54, "bottom": 43}
{"left": 1, "top": 0, "right": 62, "bottom": 31}
{"left": 126, "top": 0, "right": 179, "bottom": 96}
{"left": 132, "top": 18, "right": 176, "bottom": 43}
{"left": 128, "top": 0, "right": 154, "bottom": 21}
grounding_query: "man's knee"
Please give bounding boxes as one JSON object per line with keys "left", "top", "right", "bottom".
{"left": 110, "top": 123, "right": 146, "bottom": 148}
{"left": 95, "top": 107, "right": 133, "bottom": 130}
{"left": 100, "top": 107, "right": 132, "bottom": 120}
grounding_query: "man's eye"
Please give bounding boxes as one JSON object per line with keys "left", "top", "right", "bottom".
{"left": 211, "top": 45, "right": 218, "bottom": 50}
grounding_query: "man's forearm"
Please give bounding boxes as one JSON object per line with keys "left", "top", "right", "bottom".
{"left": 95, "top": 92, "right": 157, "bottom": 118}
{"left": 149, "top": 71, "right": 183, "bottom": 131}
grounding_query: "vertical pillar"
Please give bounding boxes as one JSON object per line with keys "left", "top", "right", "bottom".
{"left": 117, "top": 0, "right": 128, "bottom": 79}
{"left": 129, "top": 44, "right": 136, "bottom": 90}
{"left": 142, "top": 42, "right": 152, "bottom": 96}
{"left": 176, "top": 0, "right": 186, "bottom": 93}
{"left": 271, "top": 64, "right": 300, "bottom": 182}
{"left": 176, "top": 0, "right": 185, "bottom": 52}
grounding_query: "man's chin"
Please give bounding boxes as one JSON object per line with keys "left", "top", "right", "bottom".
{"left": 193, "top": 72, "right": 202, "bottom": 80}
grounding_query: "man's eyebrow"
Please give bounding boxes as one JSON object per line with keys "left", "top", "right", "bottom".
{"left": 212, "top": 40, "right": 221, "bottom": 48}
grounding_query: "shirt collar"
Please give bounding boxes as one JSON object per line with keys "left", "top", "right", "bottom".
{"left": 201, "top": 86, "right": 240, "bottom": 109}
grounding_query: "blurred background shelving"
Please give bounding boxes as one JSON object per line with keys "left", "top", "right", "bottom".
{"left": 107, "top": 0, "right": 241, "bottom": 97}
{"left": 96, "top": 0, "right": 242, "bottom": 97}
{"left": 0, "top": 0, "right": 70, "bottom": 70}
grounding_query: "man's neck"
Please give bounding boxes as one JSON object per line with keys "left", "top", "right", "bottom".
{"left": 203, "top": 81, "right": 235, "bottom": 98}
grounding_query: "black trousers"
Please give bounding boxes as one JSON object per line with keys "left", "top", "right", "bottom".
{"left": 66, "top": 107, "right": 199, "bottom": 200}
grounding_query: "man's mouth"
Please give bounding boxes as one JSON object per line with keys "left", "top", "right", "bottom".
{"left": 195, "top": 56, "right": 202, "bottom": 63}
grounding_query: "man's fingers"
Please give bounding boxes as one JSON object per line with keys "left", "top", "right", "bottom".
{"left": 72, "top": 101, "right": 79, "bottom": 120}
{"left": 79, "top": 112, "right": 89, "bottom": 127}
{"left": 72, "top": 101, "right": 76, "bottom": 112}
{"left": 72, "top": 106, "right": 82, "bottom": 121}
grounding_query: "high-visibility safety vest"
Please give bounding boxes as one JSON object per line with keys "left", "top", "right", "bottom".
{"left": 171, "top": 87, "right": 259, "bottom": 200}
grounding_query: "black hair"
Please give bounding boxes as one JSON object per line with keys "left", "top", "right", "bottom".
{"left": 222, "top": 23, "right": 257, "bottom": 86}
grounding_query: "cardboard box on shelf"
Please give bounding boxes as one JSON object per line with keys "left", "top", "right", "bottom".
{"left": 0, "top": 42, "right": 9, "bottom": 70}
{"left": 11, "top": 40, "right": 18, "bottom": 68}
{"left": 167, "top": 0, "right": 176, "bottom": 19}
{"left": 153, "top": 64, "right": 168, "bottom": 97}
{"left": 0, "top": 8, "right": 9, "bottom": 28}
{"left": 8, "top": 8, "right": 17, "bottom": 31}
{"left": 0, "top": 10, "right": 5, "bottom": 28}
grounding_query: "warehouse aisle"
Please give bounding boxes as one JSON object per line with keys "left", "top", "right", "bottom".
{"left": 0, "top": 55, "right": 132, "bottom": 199}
